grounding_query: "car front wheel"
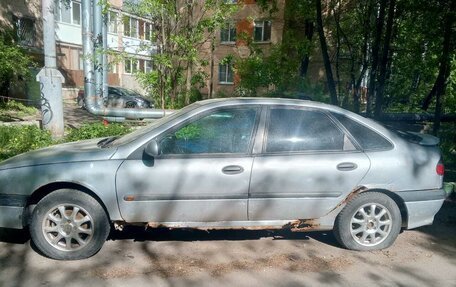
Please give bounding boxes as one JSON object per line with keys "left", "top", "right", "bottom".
{"left": 30, "top": 189, "right": 110, "bottom": 260}
{"left": 334, "top": 192, "right": 401, "bottom": 251}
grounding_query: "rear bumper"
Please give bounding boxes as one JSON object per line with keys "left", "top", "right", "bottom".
{"left": 0, "top": 195, "right": 27, "bottom": 229}
{"left": 396, "top": 189, "right": 445, "bottom": 229}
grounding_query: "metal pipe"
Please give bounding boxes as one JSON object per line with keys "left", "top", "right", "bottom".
{"left": 81, "top": 0, "right": 95, "bottom": 107}
{"left": 81, "top": 0, "right": 171, "bottom": 119}
{"left": 93, "top": 0, "right": 104, "bottom": 107}
{"left": 102, "top": 8, "right": 108, "bottom": 103}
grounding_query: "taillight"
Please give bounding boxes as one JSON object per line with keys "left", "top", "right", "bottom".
{"left": 436, "top": 163, "right": 445, "bottom": 176}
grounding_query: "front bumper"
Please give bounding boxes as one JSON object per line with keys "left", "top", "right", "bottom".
{"left": 0, "top": 195, "right": 28, "bottom": 229}
{"left": 396, "top": 189, "right": 445, "bottom": 229}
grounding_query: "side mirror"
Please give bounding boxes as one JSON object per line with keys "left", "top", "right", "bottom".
{"left": 144, "top": 140, "right": 160, "bottom": 157}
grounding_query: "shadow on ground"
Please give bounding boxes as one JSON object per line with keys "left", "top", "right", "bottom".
{"left": 108, "top": 225, "right": 339, "bottom": 247}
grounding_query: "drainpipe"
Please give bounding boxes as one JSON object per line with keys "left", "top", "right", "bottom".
{"left": 37, "top": 0, "right": 65, "bottom": 138}
{"left": 81, "top": 0, "right": 171, "bottom": 119}
{"left": 93, "top": 0, "right": 104, "bottom": 108}
{"left": 102, "top": 9, "right": 108, "bottom": 105}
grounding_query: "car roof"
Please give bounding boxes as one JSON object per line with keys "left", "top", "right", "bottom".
{"left": 197, "top": 97, "right": 347, "bottom": 114}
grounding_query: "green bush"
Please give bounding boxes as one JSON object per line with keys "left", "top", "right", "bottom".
{"left": 0, "top": 125, "right": 53, "bottom": 161}
{"left": 0, "top": 122, "right": 132, "bottom": 162}
{"left": 65, "top": 122, "right": 132, "bottom": 142}
{"left": 0, "top": 100, "right": 38, "bottom": 116}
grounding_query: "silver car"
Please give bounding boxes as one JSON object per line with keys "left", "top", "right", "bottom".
{"left": 0, "top": 98, "right": 445, "bottom": 260}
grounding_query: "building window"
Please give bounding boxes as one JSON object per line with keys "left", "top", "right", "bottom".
{"left": 220, "top": 22, "right": 236, "bottom": 43}
{"left": 145, "top": 60, "right": 152, "bottom": 73}
{"left": 254, "top": 20, "right": 272, "bottom": 42}
{"left": 79, "top": 52, "right": 84, "bottom": 70}
{"left": 123, "top": 16, "right": 139, "bottom": 38}
{"left": 144, "top": 22, "right": 153, "bottom": 41}
{"left": 108, "top": 11, "right": 118, "bottom": 34}
{"left": 12, "top": 16, "right": 35, "bottom": 46}
{"left": 124, "top": 59, "right": 138, "bottom": 74}
{"left": 72, "top": 2, "right": 80, "bottom": 25}
{"left": 219, "top": 63, "right": 233, "bottom": 84}
{"left": 54, "top": 0, "right": 81, "bottom": 25}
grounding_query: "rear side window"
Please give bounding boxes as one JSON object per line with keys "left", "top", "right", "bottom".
{"left": 266, "top": 108, "right": 345, "bottom": 153}
{"left": 332, "top": 113, "right": 393, "bottom": 150}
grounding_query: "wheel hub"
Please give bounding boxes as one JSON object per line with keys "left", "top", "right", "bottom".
{"left": 42, "top": 204, "right": 94, "bottom": 252}
{"left": 61, "top": 223, "right": 74, "bottom": 236}
{"left": 350, "top": 203, "right": 392, "bottom": 247}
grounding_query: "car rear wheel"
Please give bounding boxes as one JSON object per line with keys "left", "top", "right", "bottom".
{"left": 30, "top": 189, "right": 110, "bottom": 260}
{"left": 334, "top": 192, "right": 401, "bottom": 251}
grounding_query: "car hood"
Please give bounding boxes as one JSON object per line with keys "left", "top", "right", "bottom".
{"left": 0, "top": 138, "right": 117, "bottom": 170}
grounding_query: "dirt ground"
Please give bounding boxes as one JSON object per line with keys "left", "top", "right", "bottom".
{"left": 0, "top": 199, "right": 455, "bottom": 287}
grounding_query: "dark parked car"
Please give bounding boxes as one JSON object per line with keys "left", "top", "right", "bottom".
{"left": 0, "top": 98, "right": 445, "bottom": 260}
{"left": 77, "top": 86, "right": 153, "bottom": 109}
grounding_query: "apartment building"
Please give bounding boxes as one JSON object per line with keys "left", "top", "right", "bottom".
{"left": 1, "top": 0, "right": 285, "bottom": 101}
{"left": 0, "top": 0, "right": 155, "bottom": 100}
{"left": 200, "top": 0, "right": 285, "bottom": 97}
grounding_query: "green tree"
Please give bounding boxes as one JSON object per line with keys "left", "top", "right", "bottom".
{"left": 0, "top": 27, "right": 35, "bottom": 100}
{"left": 126, "top": 0, "right": 238, "bottom": 109}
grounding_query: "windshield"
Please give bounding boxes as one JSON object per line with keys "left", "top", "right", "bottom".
{"left": 110, "top": 102, "right": 202, "bottom": 146}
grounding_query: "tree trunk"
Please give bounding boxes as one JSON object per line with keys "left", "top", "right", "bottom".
{"left": 419, "top": 0, "right": 455, "bottom": 135}
{"left": 185, "top": 1, "right": 193, "bottom": 105}
{"left": 366, "top": 0, "right": 387, "bottom": 117}
{"left": 374, "top": 0, "right": 396, "bottom": 118}
{"left": 208, "top": 34, "right": 215, "bottom": 99}
{"left": 300, "top": 20, "right": 314, "bottom": 77}
{"left": 316, "top": 0, "right": 338, "bottom": 105}
{"left": 422, "top": 0, "right": 455, "bottom": 111}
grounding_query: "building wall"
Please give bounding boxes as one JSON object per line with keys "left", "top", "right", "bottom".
{"left": 0, "top": 0, "right": 44, "bottom": 101}
{"left": 199, "top": 0, "right": 286, "bottom": 98}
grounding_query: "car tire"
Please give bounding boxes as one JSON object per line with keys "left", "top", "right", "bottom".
{"left": 334, "top": 192, "right": 401, "bottom": 251}
{"left": 30, "top": 189, "right": 110, "bottom": 260}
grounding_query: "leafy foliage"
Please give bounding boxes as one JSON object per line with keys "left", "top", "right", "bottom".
{"left": 65, "top": 122, "right": 131, "bottom": 142}
{"left": 125, "top": 0, "right": 238, "bottom": 109}
{"left": 0, "top": 100, "right": 39, "bottom": 121}
{"left": 0, "top": 125, "right": 53, "bottom": 161}
{"left": 0, "top": 27, "right": 35, "bottom": 98}
{"left": 0, "top": 122, "right": 132, "bottom": 161}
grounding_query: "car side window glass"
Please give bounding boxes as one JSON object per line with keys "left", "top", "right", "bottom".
{"left": 159, "top": 108, "right": 258, "bottom": 155}
{"left": 331, "top": 112, "right": 393, "bottom": 150}
{"left": 266, "top": 108, "right": 345, "bottom": 153}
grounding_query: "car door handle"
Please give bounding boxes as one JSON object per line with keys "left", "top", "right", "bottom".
{"left": 337, "top": 162, "right": 358, "bottom": 171}
{"left": 222, "top": 165, "right": 244, "bottom": 175}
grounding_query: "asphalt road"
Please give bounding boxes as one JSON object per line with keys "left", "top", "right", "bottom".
{"left": 1, "top": 200, "right": 455, "bottom": 287}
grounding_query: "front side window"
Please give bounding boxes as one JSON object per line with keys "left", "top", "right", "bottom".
{"left": 219, "top": 63, "right": 234, "bottom": 84}
{"left": 266, "top": 108, "right": 346, "bottom": 153}
{"left": 159, "top": 108, "right": 258, "bottom": 155}
{"left": 221, "top": 22, "right": 236, "bottom": 43}
{"left": 254, "top": 20, "right": 272, "bottom": 42}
